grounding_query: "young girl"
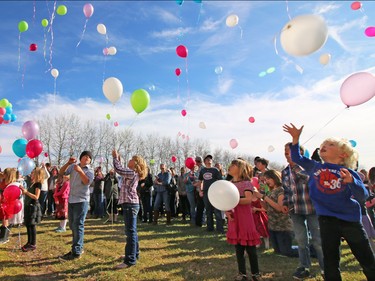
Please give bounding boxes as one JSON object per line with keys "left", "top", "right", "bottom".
{"left": 112, "top": 150, "right": 147, "bottom": 269}
{"left": 20, "top": 167, "right": 43, "bottom": 251}
{"left": 254, "top": 170, "right": 298, "bottom": 258}
{"left": 53, "top": 174, "right": 70, "bottom": 232}
{"left": 283, "top": 123, "right": 375, "bottom": 280}
{"left": 225, "top": 159, "right": 262, "bottom": 281}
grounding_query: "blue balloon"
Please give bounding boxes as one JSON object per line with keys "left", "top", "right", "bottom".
{"left": 3, "top": 113, "right": 11, "bottom": 121}
{"left": 12, "top": 138, "right": 27, "bottom": 158}
{"left": 5, "top": 106, "right": 12, "bottom": 114}
{"left": 176, "top": 0, "right": 183, "bottom": 5}
{"left": 18, "top": 157, "right": 36, "bottom": 176}
{"left": 349, "top": 139, "right": 357, "bottom": 147}
{"left": 304, "top": 149, "right": 310, "bottom": 158}
{"left": 10, "top": 114, "right": 17, "bottom": 122}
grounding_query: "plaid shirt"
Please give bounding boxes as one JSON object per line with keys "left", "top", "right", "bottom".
{"left": 113, "top": 158, "right": 139, "bottom": 205}
{"left": 282, "top": 164, "right": 315, "bottom": 215}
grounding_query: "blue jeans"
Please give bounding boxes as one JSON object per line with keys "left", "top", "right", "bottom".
{"left": 93, "top": 193, "right": 104, "bottom": 217}
{"left": 291, "top": 213, "right": 324, "bottom": 270}
{"left": 122, "top": 203, "right": 140, "bottom": 266}
{"left": 203, "top": 191, "right": 223, "bottom": 232}
{"left": 153, "top": 191, "right": 170, "bottom": 212}
{"left": 68, "top": 201, "right": 88, "bottom": 255}
{"left": 269, "top": 230, "right": 298, "bottom": 257}
{"left": 38, "top": 190, "right": 48, "bottom": 215}
{"left": 319, "top": 215, "right": 375, "bottom": 281}
{"left": 187, "top": 191, "right": 196, "bottom": 223}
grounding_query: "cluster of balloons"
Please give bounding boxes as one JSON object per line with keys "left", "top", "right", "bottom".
{"left": 280, "top": 14, "right": 328, "bottom": 57}
{"left": 208, "top": 180, "right": 240, "bottom": 211}
{"left": 103, "top": 46, "right": 117, "bottom": 56}
{"left": 340, "top": 72, "right": 375, "bottom": 107}
{"left": 0, "top": 98, "right": 17, "bottom": 125}
{"left": 0, "top": 184, "right": 23, "bottom": 220}
{"left": 12, "top": 121, "right": 43, "bottom": 175}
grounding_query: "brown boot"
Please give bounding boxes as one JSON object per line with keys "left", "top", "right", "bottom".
{"left": 166, "top": 211, "right": 171, "bottom": 225}
{"left": 152, "top": 211, "right": 159, "bottom": 225}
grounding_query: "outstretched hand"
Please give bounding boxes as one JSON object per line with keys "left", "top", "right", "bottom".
{"left": 282, "top": 123, "right": 304, "bottom": 144}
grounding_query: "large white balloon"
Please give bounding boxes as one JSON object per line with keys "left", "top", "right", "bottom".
{"left": 103, "top": 77, "right": 123, "bottom": 104}
{"left": 208, "top": 180, "right": 240, "bottom": 211}
{"left": 226, "top": 14, "right": 239, "bottom": 27}
{"left": 51, "top": 68, "right": 59, "bottom": 78}
{"left": 280, "top": 14, "right": 328, "bottom": 57}
{"left": 97, "top": 23, "right": 107, "bottom": 35}
{"left": 108, "top": 46, "right": 117, "bottom": 55}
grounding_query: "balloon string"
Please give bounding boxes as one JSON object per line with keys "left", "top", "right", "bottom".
{"left": 77, "top": 19, "right": 89, "bottom": 48}
{"left": 53, "top": 77, "right": 57, "bottom": 106}
{"left": 177, "top": 76, "right": 180, "bottom": 103}
{"left": 184, "top": 57, "right": 191, "bottom": 138}
{"left": 47, "top": 0, "right": 57, "bottom": 72}
{"left": 102, "top": 35, "right": 109, "bottom": 84}
{"left": 301, "top": 107, "right": 349, "bottom": 146}
{"left": 273, "top": 34, "right": 303, "bottom": 74}
{"left": 18, "top": 33, "right": 21, "bottom": 72}
{"left": 239, "top": 25, "right": 243, "bottom": 39}
{"left": 43, "top": 28, "right": 48, "bottom": 63}
{"left": 33, "top": 0, "right": 36, "bottom": 25}
{"left": 285, "top": 0, "right": 292, "bottom": 20}
{"left": 195, "top": 2, "right": 203, "bottom": 26}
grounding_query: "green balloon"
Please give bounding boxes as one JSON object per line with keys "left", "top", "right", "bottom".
{"left": 0, "top": 99, "right": 10, "bottom": 108}
{"left": 106, "top": 113, "right": 111, "bottom": 120}
{"left": 41, "top": 19, "right": 48, "bottom": 27}
{"left": 57, "top": 5, "right": 67, "bottom": 16}
{"left": 18, "top": 21, "right": 28, "bottom": 33}
{"left": 150, "top": 159, "right": 155, "bottom": 165}
{"left": 130, "top": 89, "right": 150, "bottom": 114}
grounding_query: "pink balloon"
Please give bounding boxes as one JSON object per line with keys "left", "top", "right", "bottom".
{"left": 103, "top": 48, "right": 109, "bottom": 55}
{"left": 229, "top": 139, "right": 238, "bottom": 149}
{"left": 0, "top": 108, "right": 5, "bottom": 115}
{"left": 171, "top": 155, "right": 177, "bottom": 163}
{"left": 181, "top": 109, "right": 187, "bottom": 116}
{"left": 83, "top": 3, "right": 94, "bottom": 18}
{"left": 176, "top": 45, "right": 188, "bottom": 58}
{"left": 44, "top": 152, "right": 49, "bottom": 157}
{"left": 365, "top": 27, "right": 375, "bottom": 37}
{"left": 175, "top": 68, "right": 181, "bottom": 76}
{"left": 340, "top": 72, "right": 375, "bottom": 107}
{"left": 3, "top": 184, "right": 21, "bottom": 202}
{"left": 26, "top": 139, "right": 43, "bottom": 158}
{"left": 251, "top": 177, "right": 260, "bottom": 189}
{"left": 351, "top": 1, "right": 362, "bottom": 10}
{"left": 114, "top": 121, "right": 119, "bottom": 127}
{"left": 185, "top": 157, "right": 196, "bottom": 170}
{"left": 22, "top": 121, "right": 40, "bottom": 141}
{"left": 248, "top": 116, "right": 255, "bottom": 123}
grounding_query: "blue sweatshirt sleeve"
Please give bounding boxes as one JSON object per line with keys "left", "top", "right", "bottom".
{"left": 348, "top": 170, "right": 369, "bottom": 204}
{"left": 290, "top": 143, "right": 316, "bottom": 174}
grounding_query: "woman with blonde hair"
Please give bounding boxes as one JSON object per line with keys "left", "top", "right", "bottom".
{"left": 112, "top": 151, "right": 147, "bottom": 269}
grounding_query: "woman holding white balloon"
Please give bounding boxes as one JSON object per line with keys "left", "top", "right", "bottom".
{"left": 225, "top": 159, "right": 262, "bottom": 281}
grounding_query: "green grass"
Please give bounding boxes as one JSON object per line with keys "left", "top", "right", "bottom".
{"left": 0, "top": 215, "right": 368, "bottom": 280}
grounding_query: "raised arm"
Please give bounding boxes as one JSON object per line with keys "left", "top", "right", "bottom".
{"left": 282, "top": 123, "right": 304, "bottom": 145}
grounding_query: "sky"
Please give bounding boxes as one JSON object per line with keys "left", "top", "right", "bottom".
{"left": 0, "top": 0, "right": 375, "bottom": 170}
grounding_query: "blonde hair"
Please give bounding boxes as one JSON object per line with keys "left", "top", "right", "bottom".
{"left": 230, "top": 159, "right": 253, "bottom": 181}
{"left": 32, "top": 167, "right": 45, "bottom": 184}
{"left": 320, "top": 138, "right": 358, "bottom": 169}
{"left": 132, "top": 155, "right": 148, "bottom": 180}
{"left": 3, "top": 168, "right": 18, "bottom": 185}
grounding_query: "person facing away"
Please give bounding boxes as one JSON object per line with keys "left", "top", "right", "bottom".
{"left": 152, "top": 164, "right": 172, "bottom": 225}
{"left": 283, "top": 123, "right": 375, "bottom": 281}
{"left": 58, "top": 151, "right": 94, "bottom": 261}
{"left": 282, "top": 142, "right": 324, "bottom": 279}
{"left": 112, "top": 151, "right": 147, "bottom": 270}
{"left": 225, "top": 159, "right": 262, "bottom": 281}
{"left": 137, "top": 168, "right": 153, "bottom": 223}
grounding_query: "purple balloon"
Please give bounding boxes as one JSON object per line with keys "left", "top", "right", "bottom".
{"left": 22, "top": 121, "right": 40, "bottom": 141}
{"left": 340, "top": 72, "right": 375, "bottom": 107}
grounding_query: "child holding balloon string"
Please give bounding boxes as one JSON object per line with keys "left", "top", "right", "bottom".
{"left": 20, "top": 167, "right": 43, "bottom": 252}
{"left": 225, "top": 159, "right": 262, "bottom": 281}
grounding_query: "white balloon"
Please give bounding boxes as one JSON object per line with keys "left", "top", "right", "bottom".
{"left": 280, "top": 14, "right": 328, "bottom": 57}
{"left": 97, "top": 23, "right": 107, "bottom": 35}
{"left": 108, "top": 46, "right": 117, "bottom": 55}
{"left": 215, "top": 66, "right": 223, "bottom": 74}
{"left": 226, "top": 14, "right": 239, "bottom": 28}
{"left": 51, "top": 68, "right": 59, "bottom": 78}
{"left": 102, "top": 77, "right": 123, "bottom": 104}
{"left": 319, "top": 53, "right": 331, "bottom": 65}
{"left": 199, "top": 121, "right": 206, "bottom": 129}
{"left": 268, "top": 145, "right": 275, "bottom": 152}
{"left": 208, "top": 180, "right": 240, "bottom": 211}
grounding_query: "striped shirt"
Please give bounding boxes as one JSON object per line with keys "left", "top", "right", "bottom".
{"left": 113, "top": 158, "right": 139, "bottom": 205}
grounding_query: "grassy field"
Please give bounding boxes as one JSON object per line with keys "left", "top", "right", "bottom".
{"left": 0, "top": 215, "right": 368, "bottom": 281}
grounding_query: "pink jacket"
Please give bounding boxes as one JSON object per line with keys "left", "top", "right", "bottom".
{"left": 53, "top": 181, "right": 70, "bottom": 200}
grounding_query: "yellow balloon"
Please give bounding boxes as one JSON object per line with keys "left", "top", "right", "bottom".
{"left": 319, "top": 53, "right": 331, "bottom": 65}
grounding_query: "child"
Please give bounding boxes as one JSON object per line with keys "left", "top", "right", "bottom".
{"left": 283, "top": 123, "right": 375, "bottom": 280}
{"left": 53, "top": 174, "right": 70, "bottom": 232}
{"left": 225, "top": 159, "right": 262, "bottom": 281}
{"left": 20, "top": 167, "right": 43, "bottom": 251}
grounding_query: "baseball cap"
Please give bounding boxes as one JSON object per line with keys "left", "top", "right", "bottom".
{"left": 204, "top": 154, "right": 213, "bottom": 161}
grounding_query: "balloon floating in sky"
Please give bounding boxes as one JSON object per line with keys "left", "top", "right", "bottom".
{"left": 29, "top": 43, "right": 37, "bottom": 52}
{"left": 266, "top": 67, "right": 276, "bottom": 74}
{"left": 280, "top": 14, "right": 328, "bottom": 57}
{"left": 106, "top": 113, "right": 111, "bottom": 120}
{"left": 319, "top": 53, "right": 331, "bottom": 65}
{"left": 103, "top": 77, "right": 123, "bottom": 104}
{"left": 258, "top": 71, "right": 266, "bottom": 78}
{"left": 248, "top": 116, "right": 255, "bottom": 123}
{"left": 268, "top": 145, "right": 275, "bottom": 152}
{"left": 18, "top": 21, "right": 28, "bottom": 33}
{"left": 340, "top": 72, "right": 375, "bottom": 107}
{"left": 131, "top": 89, "right": 150, "bottom": 114}
{"left": 199, "top": 121, "right": 206, "bottom": 129}
{"left": 229, "top": 139, "right": 238, "bottom": 149}
{"left": 171, "top": 155, "right": 177, "bottom": 163}
{"left": 226, "top": 14, "right": 239, "bottom": 27}
{"left": 56, "top": 5, "right": 68, "bottom": 16}
{"left": 185, "top": 157, "right": 195, "bottom": 170}
{"left": 51, "top": 68, "right": 59, "bottom": 78}
{"left": 83, "top": 3, "right": 94, "bottom": 18}
{"left": 41, "top": 19, "right": 48, "bottom": 28}
{"left": 22, "top": 120, "right": 40, "bottom": 140}
{"left": 97, "top": 23, "right": 107, "bottom": 35}
{"left": 208, "top": 180, "right": 240, "bottom": 211}
{"left": 176, "top": 45, "right": 188, "bottom": 58}
{"left": 114, "top": 121, "right": 119, "bottom": 127}
{"left": 215, "top": 66, "right": 223, "bottom": 74}
{"left": 349, "top": 139, "right": 357, "bottom": 147}
{"left": 181, "top": 109, "right": 187, "bottom": 117}
{"left": 351, "top": 1, "right": 362, "bottom": 10}
{"left": 365, "top": 27, "right": 375, "bottom": 37}
{"left": 108, "top": 46, "right": 117, "bottom": 56}
{"left": 176, "top": 0, "right": 184, "bottom": 5}
{"left": 175, "top": 68, "right": 181, "bottom": 76}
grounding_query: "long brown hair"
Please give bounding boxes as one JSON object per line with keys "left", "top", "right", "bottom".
{"left": 230, "top": 159, "right": 253, "bottom": 181}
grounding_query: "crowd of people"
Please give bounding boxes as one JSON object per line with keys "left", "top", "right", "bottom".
{"left": 1, "top": 123, "right": 375, "bottom": 280}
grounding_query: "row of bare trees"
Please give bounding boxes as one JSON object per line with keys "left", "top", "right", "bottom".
{"left": 38, "top": 114, "right": 283, "bottom": 176}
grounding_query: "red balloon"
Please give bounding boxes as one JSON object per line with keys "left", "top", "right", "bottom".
{"left": 3, "top": 184, "right": 21, "bottom": 202}
{"left": 0, "top": 107, "right": 5, "bottom": 115}
{"left": 26, "top": 139, "right": 43, "bottom": 158}
{"left": 248, "top": 116, "right": 255, "bottom": 123}
{"left": 181, "top": 109, "right": 187, "bottom": 117}
{"left": 176, "top": 45, "right": 188, "bottom": 58}
{"left": 11, "top": 199, "right": 22, "bottom": 215}
{"left": 185, "top": 157, "right": 196, "bottom": 170}
{"left": 175, "top": 68, "right": 181, "bottom": 76}
{"left": 351, "top": 1, "right": 362, "bottom": 10}
{"left": 29, "top": 43, "right": 38, "bottom": 51}
{"left": 171, "top": 155, "right": 177, "bottom": 163}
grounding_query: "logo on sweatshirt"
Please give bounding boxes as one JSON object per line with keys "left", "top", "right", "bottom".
{"left": 314, "top": 168, "right": 342, "bottom": 194}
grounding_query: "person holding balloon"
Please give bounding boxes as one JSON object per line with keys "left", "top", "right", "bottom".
{"left": 19, "top": 167, "right": 44, "bottom": 252}
{"left": 225, "top": 159, "right": 262, "bottom": 281}
{"left": 283, "top": 123, "right": 375, "bottom": 281}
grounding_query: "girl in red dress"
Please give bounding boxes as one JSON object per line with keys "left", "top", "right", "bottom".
{"left": 225, "top": 159, "right": 262, "bottom": 281}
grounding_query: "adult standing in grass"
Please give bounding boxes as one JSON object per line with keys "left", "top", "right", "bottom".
{"left": 112, "top": 150, "right": 147, "bottom": 269}
{"left": 58, "top": 151, "right": 94, "bottom": 261}
{"left": 226, "top": 159, "right": 262, "bottom": 281}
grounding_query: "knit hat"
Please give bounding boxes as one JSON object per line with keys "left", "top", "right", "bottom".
{"left": 79, "top": 151, "right": 93, "bottom": 162}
